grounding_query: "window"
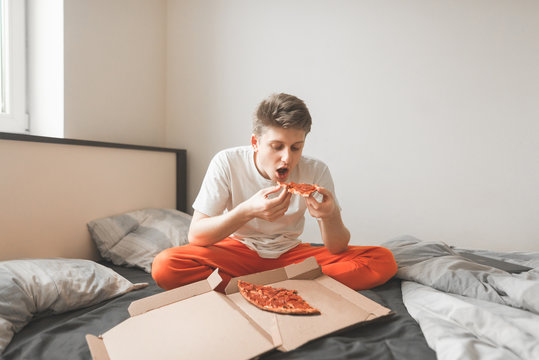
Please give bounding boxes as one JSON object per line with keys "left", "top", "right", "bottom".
{"left": 0, "top": 0, "right": 27, "bottom": 133}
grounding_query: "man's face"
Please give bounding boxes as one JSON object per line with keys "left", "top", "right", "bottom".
{"left": 251, "top": 126, "right": 306, "bottom": 182}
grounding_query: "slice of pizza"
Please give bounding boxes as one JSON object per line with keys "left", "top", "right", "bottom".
{"left": 238, "top": 280, "right": 321, "bottom": 315}
{"left": 278, "top": 182, "right": 320, "bottom": 197}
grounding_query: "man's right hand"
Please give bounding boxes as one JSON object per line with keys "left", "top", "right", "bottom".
{"left": 188, "top": 184, "right": 291, "bottom": 246}
{"left": 244, "top": 184, "right": 292, "bottom": 222}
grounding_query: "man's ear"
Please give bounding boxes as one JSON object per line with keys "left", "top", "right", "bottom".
{"left": 251, "top": 134, "right": 259, "bottom": 152}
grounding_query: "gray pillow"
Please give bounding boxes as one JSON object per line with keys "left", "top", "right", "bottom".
{"left": 381, "top": 234, "right": 458, "bottom": 267}
{"left": 0, "top": 259, "right": 146, "bottom": 354}
{"left": 87, "top": 208, "right": 191, "bottom": 272}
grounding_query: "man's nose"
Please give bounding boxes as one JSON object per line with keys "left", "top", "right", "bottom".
{"left": 281, "top": 148, "right": 291, "bottom": 162}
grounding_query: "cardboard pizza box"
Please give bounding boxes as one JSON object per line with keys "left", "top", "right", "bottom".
{"left": 225, "top": 256, "right": 393, "bottom": 351}
{"left": 86, "top": 257, "right": 392, "bottom": 360}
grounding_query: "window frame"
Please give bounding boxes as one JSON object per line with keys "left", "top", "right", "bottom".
{"left": 0, "top": 0, "right": 27, "bottom": 133}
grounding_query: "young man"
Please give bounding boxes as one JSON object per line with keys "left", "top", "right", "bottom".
{"left": 152, "top": 93, "right": 397, "bottom": 292}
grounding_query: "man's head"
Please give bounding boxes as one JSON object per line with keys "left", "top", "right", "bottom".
{"left": 252, "top": 93, "right": 312, "bottom": 136}
{"left": 251, "top": 93, "right": 312, "bottom": 182}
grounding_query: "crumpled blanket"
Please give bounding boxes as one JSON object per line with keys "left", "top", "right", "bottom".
{"left": 382, "top": 235, "right": 539, "bottom": 360}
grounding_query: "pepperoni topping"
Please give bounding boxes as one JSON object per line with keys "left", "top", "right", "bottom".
{"left": 238, "top": 280, "right": 321, "bottom": 315}
{"left": 278, "top": 182, "right": 319, "bottom": 197}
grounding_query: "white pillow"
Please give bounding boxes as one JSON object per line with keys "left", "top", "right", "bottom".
{"left": 87, "top": 208, "right": 191, "bottom": 272}
{"left": 0, "top": 259, "right": 146, "bottom": 354}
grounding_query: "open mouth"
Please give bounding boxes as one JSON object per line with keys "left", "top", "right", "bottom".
{"left": 276, "top": 167, "right": 289, "bottom": 180}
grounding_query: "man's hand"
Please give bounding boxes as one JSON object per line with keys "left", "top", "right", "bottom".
{"left": 304, "top": 186, "right": 337, "bottom": 220}
{"left": 305, "top": 186, "right": 350, "bottom": 254}
{"left": 188, "top": 184, "right": 291, "bottom": 246}
{"left": 245, "top": 184, "right": 292, "bottom": 222}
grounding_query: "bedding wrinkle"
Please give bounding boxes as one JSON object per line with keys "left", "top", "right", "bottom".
{"left": 488, "top": 274, "right": 539, "bottom": 314}
{"left": 386, "top": 236, "right": 539, "bottom": 360}
{"left": 0, "top": 259, "right": 143, "bottom": 356}
{"left": 88, "top": 208, "right": 191, "bottom": 273}
{"left": 403, "top": 281, "right": 539, "bottom": 360}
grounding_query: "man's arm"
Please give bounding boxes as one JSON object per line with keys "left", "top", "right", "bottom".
{"left": 188, "top": 184, "right": 292, "bottom": 246}
{"left": 305, "top": 187, "right": 350, "bottom": 254}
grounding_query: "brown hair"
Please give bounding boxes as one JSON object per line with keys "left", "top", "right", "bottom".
{"left": 253, "top": 93, "right": 312, "bottom": 136}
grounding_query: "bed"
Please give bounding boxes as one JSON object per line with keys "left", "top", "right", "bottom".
{"left": 1, "top": 132, "right": 537, "bottom": 360}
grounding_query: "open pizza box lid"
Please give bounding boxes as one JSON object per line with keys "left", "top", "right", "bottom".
{"left": 86, "top": 257, "right": 392, "bottom": 359}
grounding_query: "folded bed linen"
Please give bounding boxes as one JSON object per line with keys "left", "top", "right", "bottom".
{"left": 402, "top": 281, "right": 539, "bottom": 360}
{"left": 384, "top": 235, "right": 539, "bottom": 360}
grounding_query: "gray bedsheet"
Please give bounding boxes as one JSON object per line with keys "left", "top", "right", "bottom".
{"left": 3, "top": 263, "right": 435, "bottom": 360}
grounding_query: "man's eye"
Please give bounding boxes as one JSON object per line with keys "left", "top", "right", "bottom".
{"left": 292, "top": 147, "right": 301, "bottom": 151}
{"left": 273, "top": 145, "right": 283, "bottom": 151}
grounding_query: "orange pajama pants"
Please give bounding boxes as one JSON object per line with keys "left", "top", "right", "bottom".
{"left": 151, "top": 238, "right": 398, "bottom": 293}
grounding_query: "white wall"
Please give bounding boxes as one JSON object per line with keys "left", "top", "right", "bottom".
{"left": 166, "top": 0, "right": 539, "bottom": 251}
{"left": 62, "top": 0, "right": 167, "bottom": 146}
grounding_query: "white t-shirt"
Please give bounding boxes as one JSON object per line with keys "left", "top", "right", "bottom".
{"left": 192, "top": 146, "right": 339, "bottom": 258}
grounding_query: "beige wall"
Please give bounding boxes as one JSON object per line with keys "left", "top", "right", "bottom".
{"left": 165, "top": 0, "right": 539, "bottom": 251}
